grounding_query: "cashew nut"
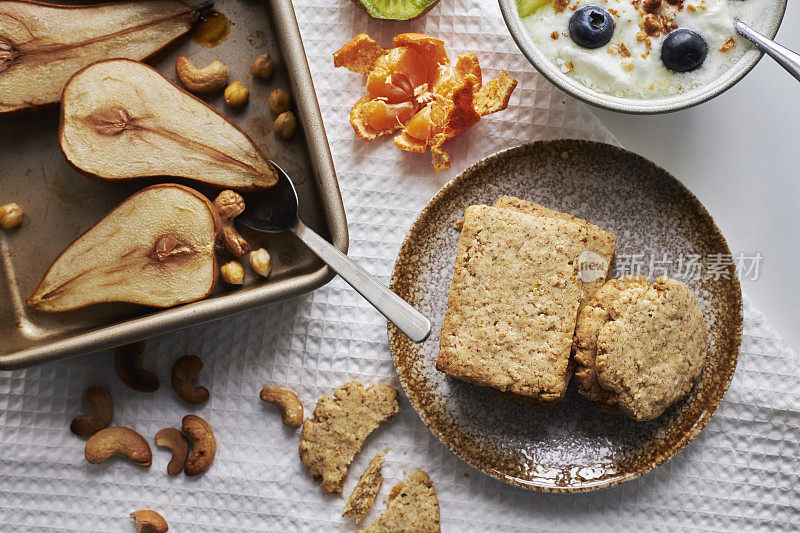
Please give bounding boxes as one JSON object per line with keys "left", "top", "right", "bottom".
{"left": 176, "top": 55, "right": 229, "bottom": 94}
{"left": 213, "top": 190, "right": 249, "bottom": 257}
{"left": 114, "top": 342, "right": 159, "bottom": 393}
{"left": 259, "top": 386, "right": 303, "bottom": 428}
{"left": 70, "top": 386, "right": 114, "bottom": 437}
{"left": 171, "top": 355, "right": 209, "bottom": 404}
{"left": 154, "top": 427, "right": 189, "bottom": 476}
{"left": 182, "top": 414, "right": 216, "bottom": 476}
{"left": 130, "top": 510, "right": 168, "bottom": 533}
{"left": 85, "top": 427, "right": 152, "bottom": 467}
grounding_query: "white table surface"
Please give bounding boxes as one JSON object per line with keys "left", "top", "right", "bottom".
{"left": 595, "top": 4, "right": 800, "bottom": 351}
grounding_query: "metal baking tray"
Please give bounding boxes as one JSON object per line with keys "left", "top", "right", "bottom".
{"left": 0, "top": 0, "right": 347, "bottom": 369}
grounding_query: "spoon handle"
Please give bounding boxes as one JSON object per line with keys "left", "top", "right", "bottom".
{"left": 736, "top": 20, "right": 800, "bottom": 82}
{"left": 293, "top": 220, "right": 432, "bottom": 343}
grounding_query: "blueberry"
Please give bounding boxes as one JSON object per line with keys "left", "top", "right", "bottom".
{"left": 661, "top": 29, "right": 708, "bottom": 72}
{"left": 568, "top": 6, "right": 615, "bottom": 49}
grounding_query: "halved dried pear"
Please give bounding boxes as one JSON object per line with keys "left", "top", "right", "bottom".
{"left": 27, "top": 184, "right": 220, "bottom": 312}
{"left": 60, "top": 59, "right": 278, "bottom": 191}
{"left": 0, "top": 0, "right": 205, "bottom": 115}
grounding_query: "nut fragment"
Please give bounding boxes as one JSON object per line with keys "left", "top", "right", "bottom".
{"left": 85, "top": 427, "right": 152, "bottom": 467}
{"left": 249, "top": 248, "right": 272, "bottom": 278}
{"left": 114, "top": 342, "right": 159, "bottom": 393}
{"left": 171, "top": 355, "right": 209, "bottom": 404}
{"left": 182, "top": 414, "right": 216, "bottom": 476}
{"left": 70, "top": 386, "right": 114, "bottom": 437}
{"left": 642, "top": 0, "right": 661, "bottom": 13}
{"left": 220, "top": 260, "right": 244, "bottom": 285}
{"left": 251, "top": 53, "right": 274, "bottom": 80}
{"left": 0, "top": 202, "right": 23, "bottom": 229}
{"left": 719, "top": 36, "right": 736, "bottom": 52}
{"left": 260, "top": 386, "right": 303, "bottom": 428}
{"left": 213, "top": 190, "right": 249, "bottom": 257}
{"left": 224, "top": 81, "right": 249, "bottom": 107}
{"left": 268, "top": 89, "right": 292, "bottom": 115}
{"left": 130, "top": 510, "right": 168, "bottom": 533}
{"left": 175, "top": 55, "right": 229, "bottom": 94}
{"left": 154, "top": 427, "right": 189, "bottom": 475}
{"left": 274, "top": 111, "right": 297, "bottom": 139}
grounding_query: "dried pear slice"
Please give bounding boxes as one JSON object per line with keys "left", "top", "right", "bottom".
{"left": 27, "top": 184, "right": 221, "bottom": 312}
{"left": 0, "top": 0, "right": 204, "bottom": 115}
{"left": 60, "top": 59, "right": 278, "bottom": 191}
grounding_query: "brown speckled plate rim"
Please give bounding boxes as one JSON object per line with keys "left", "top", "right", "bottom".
{"left": 388, "top": 140, "right": 743, "bottom": 493}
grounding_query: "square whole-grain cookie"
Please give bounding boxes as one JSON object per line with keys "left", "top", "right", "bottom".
{"left": 493, "top": 195, "right": 616, "bottom": 308}
{"left": 436, "top": 205, "right": 587, "bottom": 404}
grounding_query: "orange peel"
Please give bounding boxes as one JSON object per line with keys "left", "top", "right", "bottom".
{"left": 475, "top": 70, "right": 518, "bottom": 117}
{"left": 333, "top": 34, "right": 388, "bottom": 76}
{"left": 455, "top": 53, "right": 482, "bottom": 91}
{"left": 333, "top": 32, "right": 517, "bottom": 172}
{"left": 392, "top": 33, "right": 450, "bottom": 68}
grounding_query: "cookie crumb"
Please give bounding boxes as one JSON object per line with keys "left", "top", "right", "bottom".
{"left": 360, "top": 471, "right": 440, "bottom": 533}
{"left": 553, "top": 0, "right": 570, "bottom": 12}
{"left": 344, "top": 448, "right": 387, "bottom": 523}
{"left": 300, "top": 382, "right": 399, "bottom": 495}
{"left": 719, "top": 37, "right": 735, "bottom": 52}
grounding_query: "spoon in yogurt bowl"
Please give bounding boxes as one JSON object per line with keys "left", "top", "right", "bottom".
{"left": 238, "top": 162, "right": 432, "bottom": 344}
{"left": 735, "top": 20, "right": 800, "bottom": 82}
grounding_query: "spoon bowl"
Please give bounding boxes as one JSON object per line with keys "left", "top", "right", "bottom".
{"left": 238, "top": 163, "right": 300, "bottom": 233}
{"left": 238, "top": 162, "right": 431, "bottom": 343}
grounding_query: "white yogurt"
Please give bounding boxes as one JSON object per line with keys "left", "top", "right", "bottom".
{"left": 522, "top": 0, "right": 772, "bottom": 98}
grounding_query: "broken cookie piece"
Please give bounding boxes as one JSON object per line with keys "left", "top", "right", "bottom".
{"left": 299, "top": 382, "right": 399, "bottom": 495}
{"left": 360, "top": 470, "right": 441, "bottom": 533}
{"left": 343, "top": 448, "right": 387, "bottom": 523}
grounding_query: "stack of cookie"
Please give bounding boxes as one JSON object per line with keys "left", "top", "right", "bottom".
{"left": 574, "top": 275, "right": 707, "bottom": 421}
{"left": 436, "top": 196, "right": 708, "bottom": 421}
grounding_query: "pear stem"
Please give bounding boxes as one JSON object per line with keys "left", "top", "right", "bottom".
{"left": 195, "top": 1, "right": 214, "bottom": 11}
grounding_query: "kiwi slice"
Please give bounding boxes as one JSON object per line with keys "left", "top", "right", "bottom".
{"left": 517, "top": 0, "right": 548, "bottom": 17}
{"left": 352, "top": 0, "right": 441, "bottom": 20}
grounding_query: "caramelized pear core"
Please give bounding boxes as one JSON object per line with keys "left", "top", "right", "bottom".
{"left": 150, "top": 234, "right": 195, "bottom": 264}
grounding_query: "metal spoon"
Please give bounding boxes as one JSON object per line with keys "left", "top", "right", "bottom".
{"left": 736, "top": 20, "right": 800, "bottom": 82}
{"left": 238, "top": 163, "right": 432, "bottom": 343}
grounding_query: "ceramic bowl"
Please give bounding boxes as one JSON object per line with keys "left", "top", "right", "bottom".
{"left": 498, "top": 0, "right": 787, "bottom": 113}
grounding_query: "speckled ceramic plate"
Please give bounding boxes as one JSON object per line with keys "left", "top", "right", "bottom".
{"left": 389, "top": 140, "right": 742, "bottom": 492}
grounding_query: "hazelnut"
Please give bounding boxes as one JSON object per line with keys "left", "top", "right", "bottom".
{"left": 224, "top": 81, "right": 249, "bottom": 108}
{"left": 249, "top": 248, "right": 272, "bottom": 278}
{"left": 0, "top": 203, "right": 23, "bottom": 229}
{"left": 220, "top": 261, "right": 244, "bottom": 285}
{"left": 251, "top": 54, "right": 274, "bottom": 80}
{"left": 269, "top": 89, "right": 292, "bottom": 115}
{"left": 274, "top": 111, "right": 297, "bottom": 139}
